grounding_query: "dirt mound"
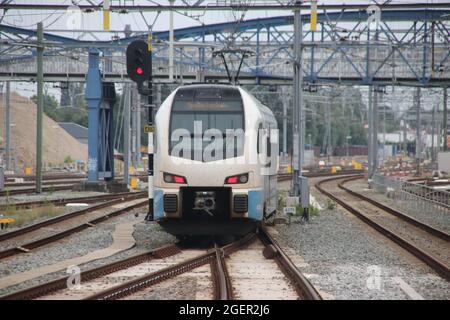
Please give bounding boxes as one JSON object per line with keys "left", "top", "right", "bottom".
{"left": 0, "top": 92, "right": 87, "bottom": 173}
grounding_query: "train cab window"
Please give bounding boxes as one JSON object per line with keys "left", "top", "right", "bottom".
{"left": 169, "top": 87, "right": 245, "bottom": 161}
{"left": 257, "top": 124, "right": 271, "bottom": 158}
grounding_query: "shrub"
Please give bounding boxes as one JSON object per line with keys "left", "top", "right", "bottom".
{"left": 326, "top": 199, "right": 337, "bottom": 210}
{"left": 64, "top": 155, "right": 74, "bottom": 164}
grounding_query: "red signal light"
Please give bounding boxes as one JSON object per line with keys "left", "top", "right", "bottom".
{"left": 136, "top": 67, "right": 144, "bottom": 75}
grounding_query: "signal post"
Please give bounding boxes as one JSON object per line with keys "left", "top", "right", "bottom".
{"left": 126, "top": 38, "right": 155, "bottom": 221}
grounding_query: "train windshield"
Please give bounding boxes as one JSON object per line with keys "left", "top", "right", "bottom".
{"left": 169, "top": 87, "right": 245, "bottom": 161}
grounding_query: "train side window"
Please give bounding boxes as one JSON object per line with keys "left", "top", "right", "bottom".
{"left": 267, "top": 132, "right": 271, "bottom": 158}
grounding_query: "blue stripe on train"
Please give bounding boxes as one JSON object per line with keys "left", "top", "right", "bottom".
{"left": 153, "top": 189, "right": 164, "bottom": 220}
{"left": 248, "top": 189, "right": 264, "bottom": 221}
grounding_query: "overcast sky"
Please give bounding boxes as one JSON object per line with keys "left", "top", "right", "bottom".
{"left": 2, "top": 0, "right": 449, "bottom": 39}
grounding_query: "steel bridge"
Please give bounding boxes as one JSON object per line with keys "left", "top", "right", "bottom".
{"left": 1, "top": 3, "right": 449, "bottom": 190}
{"left": 1, "top": 9, "right": 450, "bottom": 87}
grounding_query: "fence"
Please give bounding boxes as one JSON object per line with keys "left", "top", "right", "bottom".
{"left": 371, "top": 174, "right": 450, "bottom": 217}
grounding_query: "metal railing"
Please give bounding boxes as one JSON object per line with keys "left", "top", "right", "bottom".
{"left": 371, "top": 174, "right": 450, "bottom": 217}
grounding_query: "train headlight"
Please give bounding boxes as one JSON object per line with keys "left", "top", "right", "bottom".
{"left": 164, "top": 173, "right": 187, "bottom": 184}
{"left": 225, "top": 173, "right": 249, "bottom": 185}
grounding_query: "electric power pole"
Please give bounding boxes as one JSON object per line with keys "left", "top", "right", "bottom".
{"left": 5, "top": 82, "right": 11, "bottom": 171}
{"left": 292, "top": 3, "right": 303, "bottom": 196}
{"left": 415, "top": 87, "right": 421, "bottom": 175}
{"left": 444, "top": 87, "right": 448, "bottom": 152}
{"left": 36, "top": 22, "right": 44, "bottom": 193}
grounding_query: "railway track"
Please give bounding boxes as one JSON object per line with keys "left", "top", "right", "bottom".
{"left": 1, "top": 227, "right": 321, "bottom": 300}
{"left": 277, "top": 169, "right": 364, "bottom": 182}
{"left": 0, "top": 185, "right": 74, "bottom": 197}
{"left": 4, "top": 179, "right": 83, "bottom": 188}
{"left": 83, "top": 227, "right": 320, "bottom": 300}
{"left": 0, "top": 191, "right": 145, "bottom": 211}
{"left": 0, "top": 192, "right": 147, "bottom": 260}
{"left": 5, "top": 174, "right": 86, "bottom": 182}
{"left": 315, "top": 175, "right": 450, "bottom": 281}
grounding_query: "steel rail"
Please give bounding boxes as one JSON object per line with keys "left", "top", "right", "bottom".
{"left": 85, "top": 251, "right": 215, "bottom": 300}
{"left": 339, "top": 176, "right": 450, "bottom": 242}
{"left": 0, "top": 199, "right": 148, "bottom": 260}
{"left": 0, "top": 244, "right": 181, "bottom": 300}
{"left": 0, "top": 191, "right": 146, "bottom": 211}
{"left": 211, "top": 245, "right": 233, "bottom": 300}
{"left": 0, "top": 192, "right": 146, "bottom": 242}
{"left": 277, "top": 169, "right": 365, "bottom": 182}
{"left": 0, "top": 185, "right": 73, "bottom": 196}
{"left": 315, "top": 175, "right": 450, "bottom": 281}
{"left": 85, "top": 233, "right": 256, "bottom": 300}
{"left": 4, "top": 179, "right": 83, "bottom": 188}
{"left": 5, "top": 174, "right": 86, "bottom": 181}
{"left": 258, "top": 226, "right": 322, "bottom": 300}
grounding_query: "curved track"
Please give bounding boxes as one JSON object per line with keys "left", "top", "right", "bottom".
{"left": 315, "top": 175, "right": 450, "bottom": 281}
{"left": 1, "top": 227, "right": 322, "bottom": 300}
{"left": 84, "top": 227, "right": 321, "bottom": 301}
{"left": 0, "top": 244, "right": 181, "bottom": 300}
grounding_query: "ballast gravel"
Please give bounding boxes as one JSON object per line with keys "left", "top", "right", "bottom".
{"left": 350, "top": 179, "right": 450, "bottom": 234}
{"left": 0, "top": 210, "right": 176, "bottom": 297}
{"left": 273, "top": 193, "right": 450, "bottom": 300}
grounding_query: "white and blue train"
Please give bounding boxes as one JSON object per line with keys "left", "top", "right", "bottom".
{"left": 151, "top": 84, "right": 279, "bottom": 236}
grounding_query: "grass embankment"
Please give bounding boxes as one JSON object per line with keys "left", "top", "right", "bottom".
{"left": 1, "top": 201, "right": 64, "bottom": 228}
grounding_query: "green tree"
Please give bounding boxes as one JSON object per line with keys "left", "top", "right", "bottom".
{"left": 31, "top": 94, "right": 59, "bottom": 122}
{"left": 31, "top": 91, "right": 88, "bottom": 127}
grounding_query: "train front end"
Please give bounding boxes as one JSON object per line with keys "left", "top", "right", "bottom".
{"left": 151, "top": 85, "right": 277, "bottom": 236}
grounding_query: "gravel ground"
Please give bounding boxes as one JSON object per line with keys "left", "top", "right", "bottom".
{"left": 0, "top": 199, "right": 146, "bottom": 250}
{"left": 0, "top": 209, "right": 176, "bottom": 297}
{"left": 123, "top": 263, "right": 213, "bottom": 300}
{"left": 142, "top": 278, "right": 199, "bottom": 300}
{"left": 125, "top": 277, "right": 200, "bottom": 300}
{"left": 350, "top": 179, "right": 450, "bottom": 233}
{"left": 2, "top": 177, "right": 448, "bottom": 300}
{"left": 274, "top": 182, "right": 450, "bottom": 300}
